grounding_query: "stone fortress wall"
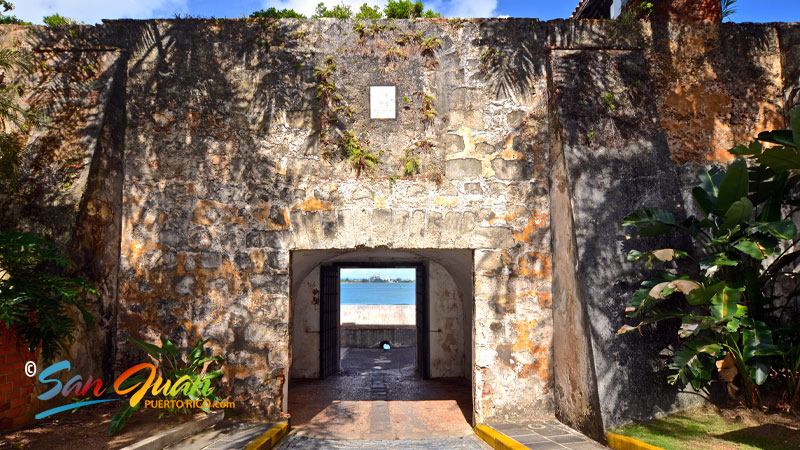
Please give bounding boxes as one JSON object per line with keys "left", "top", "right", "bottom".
{"left": 1, "top": 16, "right": 798, "bottom": 438}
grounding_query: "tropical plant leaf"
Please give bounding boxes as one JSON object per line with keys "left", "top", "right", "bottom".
{"left": 757, "top": 130, "right": 795, "bottom": 147}
{"left": 622, "top": 208, "right": 676, "bottom": 236}
{"left": 720, "top": 197, "right": 753, "bottom": 231}
{"left": 109, "top": 402, "right": 140, "bottom": 435}
{"left": 716, "top": 159, "right": 750, "bottom": 214}
{"left": 743, "top": 321, "right": 779, "bottom": 361}
{"left": 668, "top": 340, "right": 721, "bottom": 387}
{"left": 129, "top": 337, "right": 167, "bottom": 361}
{"left": 692, "top": 186, "right": 713, "bottom": 218}
{"left": 160, "top": 336, "right": 180, "bottom": 358}
{"left": 733, "top": 239, "right": 766, "bottom": 260}
{"left": 729, "top": 141, "right": 762, "bottom": 156}
{"left": 747, "top": 359, "right": 770, "bottom": 385}
{"left": 627, "top": 249, "right": 687, "bottom": 268}
{"left": 754, "top": 146, "right": 800, "bottom": 171}
{"left": 700, "top": 253, "right": 738, "bottom": 271}
{"left": 711, "top": 287, "right": 742, "bottom": 320}
{"left": 749, "top": 220, "right": 797, "bottom": 240}
{"left": 792, "top": 106, "right": 800, "bottom": 150}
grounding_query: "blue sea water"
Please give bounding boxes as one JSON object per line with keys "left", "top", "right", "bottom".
{"left": 340, "top": 282, "right": 416, "bottom": 305}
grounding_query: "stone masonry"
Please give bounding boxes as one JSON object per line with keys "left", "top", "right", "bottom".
{"left": 1, "top": 17, "right": 798, "bottom": 438}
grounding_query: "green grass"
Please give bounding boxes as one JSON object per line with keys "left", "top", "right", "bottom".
{"left": 611, "top": 406, "right": 800, "bottom": 450}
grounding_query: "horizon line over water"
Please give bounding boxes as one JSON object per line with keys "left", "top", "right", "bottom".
{"left": 340, "top": 281, "right": 416, "bottom": 305}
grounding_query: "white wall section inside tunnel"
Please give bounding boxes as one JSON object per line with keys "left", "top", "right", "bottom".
{"left": 289, "top": 249, "right": 474, "bottom": 380}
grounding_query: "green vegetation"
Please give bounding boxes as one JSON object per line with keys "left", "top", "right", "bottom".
{"left": 619, "top": 107, "right": 800, "bottom": 411}
{"left": 384, "top": 0, "right": 439, "bottom": 18}
{"left": 355, "top": 3, "right": 382, "bottom": 19}
{"left": 42, "top": 14, "right": 81, "bottom": 27}
{"left": 722, "top": 0, "right": 738, "bottom": 21}
{"left": 250, "top": 1, "right": 440, "bottom": 21}
{"left": 603, "top": 92, "right": 616, "bottom": 110}
{"left": 249, "top": 7, "right": 306, "bottom": 19}
{"left": 110, "top": 336, "right": 224, "bottom": 435}
{"left": 419, "top": 92, "right": 437, "bottom": 120}
{"left": 613, "top": 406, "right": 800, "bottom": 450}
{"left": 0, "top": 231, "right": 96, "bottom": 362}
{"left": 0, "top": 1, "right": 30, "bottom": 25}
{"left": 400, "top": 139, "right": 433, "bottom": 176}
{"left": 420, "top": 37, "right": 441, "bottom": 56}
{"left": 313, "top": 2, "right": 354, "bottom": 19}
{"left": 479, "top": 47, "right": 500, "bottom": 69}
{"left": 341, "top": 130, "right": 380, "bottom": 177}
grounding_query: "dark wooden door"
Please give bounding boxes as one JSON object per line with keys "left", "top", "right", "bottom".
{"left": 415, "top": 264, "right": 430, "bottom": 379}
{"left": 319, "top": 265, "right": 340, "bottom": 379}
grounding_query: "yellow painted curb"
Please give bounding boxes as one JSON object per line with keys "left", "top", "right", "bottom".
{"left": 474, "top": 425, "right": 528, "bottom": 450}
{"left": 244, "top": 422, "right": 289, "bottom": 450}
{"left": 607, "top": 432, "right": 664, "bottom": 450}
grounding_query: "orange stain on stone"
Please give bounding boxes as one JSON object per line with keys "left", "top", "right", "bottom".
{"left": 292, "top": 197, "right": 333, "bottom": 211}
{"left": 252, "top": 201, "right": 291, "bottom": 230}
{"left": 518, "top": 252, "right": 551, "bottom": 279}
{"left": 514, "top": 210, "right": 547, "bottom": 243}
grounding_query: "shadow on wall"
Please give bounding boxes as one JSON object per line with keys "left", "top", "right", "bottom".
{"left": 76, "top": 20, "right": 315, "bottom": 416}
{"left": 552, "top": 31, "right": 693, "bottom": 430}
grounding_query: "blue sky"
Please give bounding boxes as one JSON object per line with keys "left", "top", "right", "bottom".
{"left": 341, "top": 268, "right": 416, "bottom": 280}
{"left": 13, "top": 1, "right": 800, "bottom": 25}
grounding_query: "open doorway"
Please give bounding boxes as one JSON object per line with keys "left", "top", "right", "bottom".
{"left": 338, "top": 266, "right": 418, "bottom": 379}
{"left": 289, "top": 250, "right": 474, "bottom": 439}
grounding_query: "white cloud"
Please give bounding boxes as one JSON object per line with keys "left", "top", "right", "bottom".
{"left": 14, "top": 0, "right": 189, "bottom": 25}
{"left": 262, "top": 0, "right": 497, "bottom": 18}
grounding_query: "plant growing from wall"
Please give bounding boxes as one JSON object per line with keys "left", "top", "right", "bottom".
{"left": 341, "top": 130, "right": 380, "bottom": 177}
{"left": 399, "top": 139, "right": 434, "bottom": 176}
{"left": 314, "top": 56, "right": 343, "bottom": 147}
{"left": 420, "top": 37, "right": 441, "bottom": 56}
{"left": 417, "top": 91, "right": 437, "bottom": 121}
{"left": 110, "top": 336, "right": 224, "bottom": 435}
{"left": 0, "top": 231, "right": 96, "bottom": 362}
{"left": 619, "top": 108, "right": 800, "bottom": 410}
{"left": 603, "top": 92, "right": 616, "bottom": 111}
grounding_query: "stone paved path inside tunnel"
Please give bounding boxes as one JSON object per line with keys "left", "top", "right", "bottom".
{"left": 287, "top": 347, "right": 475, "bottom": 441}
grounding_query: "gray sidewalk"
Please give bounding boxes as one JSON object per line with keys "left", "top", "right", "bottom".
{"left": 487, "top": 420, "right": 606, "bottom": 450}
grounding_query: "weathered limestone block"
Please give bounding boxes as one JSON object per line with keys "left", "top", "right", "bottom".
{"left": 470, "top": 226, "right": 515, "bottom": 249}
{"left": 491, "top": 157, "right": 533, "bottom": 181}
{"left": 445, "top": 158, "right": 482, "bottom": 179}
{"left": 447, "top": 110, "right": 484, "bottom": 129}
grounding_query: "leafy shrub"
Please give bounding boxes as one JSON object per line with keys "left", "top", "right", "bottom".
{"left": 384, "top": 0, "right": 439, "bottom": 18}
{"left": 313, "top": 2, "right": 353, "bottom": 19}
{"left": 250, "top": 8, "right": 306, "bottom": 19}
{"left": 110, "top": 336, "right": 224, "bottom": 435}
{"left": 355, "top": 4, "right": 383, "bottom": 20}
{"left": 620, "top": 107, "right": 800, "bottom": 410}
{"left": 0, "top": 1, "right": 30, "bottom": 24}
{"left": 0, "top": 231, "right": 95, "bottom": 362}
{"left": 42, "top": 14, "right": 80, "bottom": 27}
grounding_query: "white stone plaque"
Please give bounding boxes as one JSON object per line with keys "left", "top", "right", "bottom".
{"left": 370, "top": 85, "right": 396, "bottom": 119}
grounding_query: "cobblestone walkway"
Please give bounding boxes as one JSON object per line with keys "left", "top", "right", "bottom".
{"left": 276, "top": 433, "right": 490, "bottom": 449}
